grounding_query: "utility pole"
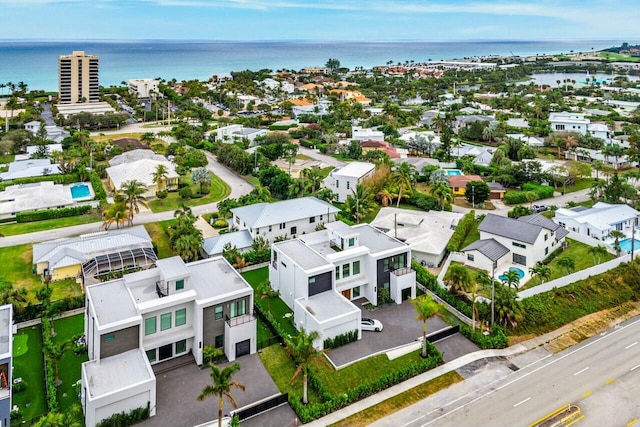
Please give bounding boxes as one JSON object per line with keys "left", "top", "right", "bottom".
{"left": 491, "top": 261, "right": 496, "bottom": 327}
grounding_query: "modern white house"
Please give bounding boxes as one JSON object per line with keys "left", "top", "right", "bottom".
{"left": 230, "top": 196, "right": 340, "bottom": 241}
{"left": 128, "top": 79, "right": 160, "bottom": 99}
{"left": 82, "top": 256, "right": 256, "bottom": 427}
{"left": 0, "top": 305, "right": 12, "bottom": 427}
{"left": 322, "top": 162, "right": 376, "bottom": 203}
{"left": 549, "top": 111, "right": 612, "bottom": 141}
{"left": 461, "top": 213, "right": 568, "bottom": 274}
{"left": 371, "top": 207, "right": 463, "bottom": 267}
{"left": 269, "top": 221, "right": 415, "bottom": 349}
{"left": 106, "top": 150, "right": 179, "bottom": 198}
{"left": 207, "top": 124, "right": 267, "bottom": 146}
{"left": 351, "top": 126, "right": 385, "bottom": 142}
{"left": 553, "top": 202, "right": 640, "bottom": 242}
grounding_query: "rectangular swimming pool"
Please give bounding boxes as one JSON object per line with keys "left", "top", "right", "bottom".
{"left": 445, "top": 169, "right": 463, "bottom": 176}
{"left": 71, "top": 184, "right": 91, "bottom": 199}
{"left": 615, "top": 238, "right": 640, "bottom": 253}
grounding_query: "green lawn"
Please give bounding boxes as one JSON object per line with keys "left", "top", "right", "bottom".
{"left": 51, "top": 314, "right": 87, "bottom": 417}
{"left": 460, "top": 218, "right": 481, "bottom": 249}
{"left": 562, "top": 178, "right": 597, "bottom": 194}
{"left": 0, "top": 244, "right": 81, "bottom": 302}
{"left": 600, "top": 52, "right": 640, "bottom": 63}
{"left": 12, "top": 326, "right": 47, "bottom": 423}
{"left": 148, "top": 172, "right": 230, "bottom": 213}
{"left": 144, "top": 222, "right": 174, "bottom": 259}
{"left": 0, "top": 212, "right": 103, "bottom": 237}
{"left": 521, "top": 238, "right": 615, "bottom": 289}
{"left": 243, "top": 175, "right": 261, "bottom": 187}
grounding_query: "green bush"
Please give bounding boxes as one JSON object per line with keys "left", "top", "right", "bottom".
{"left": 95, "top": 402, "right": 151, "bottom": 427}
{"left": 213, "top": 219, "right": 228, "bottom": 228}
{"left": 10, "top": 408, "right": 22, "bottom": 420}
{"left": 323, "top": 330, "right": 358, "bottom": 350}
{"left": 14, "top": 296, "right": 85, "bottom": 323}
{"left": 459, "top": 324, "right": 508, "bottom": 349}
{"left": 90, "top": 172, "right": 107, "bottom": 201}
{"left": 446, "top": 211, "right": 477, "bottom": 252}
{"left": 179, "top": 187, "right": 193, "bottom": 199}
{"left": 16, "top": 205, "right": 92, "bottom": 223}
{"left": 407, "top": 192, "right": 441, "bottom": 211}
{"left": 12, "top": 381, "right": 27, "bottom": 393}
{"left": 412, "top": 260, "right": 474, "bottom": 318}
{"left": 504, "top": 183, "right": 554, "bottom": 205}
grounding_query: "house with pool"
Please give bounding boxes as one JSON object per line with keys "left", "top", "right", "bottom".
{"left": 106, "top": 149, "right": 179, "bottom": 198}
{"left": 461, "top": 213, "right": 568, "bottom": 280}
{"left": 553, "top": 202, "right": 640, "bottom": 245}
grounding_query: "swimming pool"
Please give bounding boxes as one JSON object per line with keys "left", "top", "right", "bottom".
{"left": 445, "top": 169, "right": 463, "bottom": 176}
{"left": 70, "top": 183, "right": 91, "bottom": 199}
{"left": 614, "top": 238, "right": 640, "bottom": 253}
{"left": 498, "top": 267, "right": 525, "bottom": 282}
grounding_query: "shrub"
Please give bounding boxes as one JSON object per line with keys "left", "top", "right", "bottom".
{"left": 179, "top": 187, "right": 193, "bottom": 199}
{"left": 95, "top": 402, "right": 151, "bottom": 427}
{"left": 412, "top": 261, "right": 474, "bottom": 318}
{"left": 90, "top": 172, "right": 107, "bottom": 201}
{"left": 156, "top": 189, "right": 168, "bottom": 200}
{"left": 12, "top": 381, "right": 26, "bottom": 393}
{"left": 407, "top": 192, "right": 441, "bottom": 211}
{"left": 323, "top": 330, "right": 358, "bottom": 350}
{"left": 9, "top": 408, "right": 22, "bottom": 420}
{"left": 504, "top": 183, "right": 554, "bottom": 205}
{"left": 459, "top": 324, "right": 508, "bottom": 349}
{"left": 446, "top": 211, "right": 477, "bottom": 252}
{"left": 16, "top": 205, "right": 92, "bottom": 223}
{"left": 213, "top": 219, "right": 228, "bottom": 228}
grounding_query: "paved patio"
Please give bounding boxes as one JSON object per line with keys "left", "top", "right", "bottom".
{"left": 327, "top": 299, "right": 476, "bottom": 367}
{"left": 138, "top": 353, "right": 282, "bottom": 427}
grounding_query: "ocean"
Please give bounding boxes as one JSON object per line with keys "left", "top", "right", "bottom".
{"left": 0, "top": 39, "right": 626, "bottom": 92}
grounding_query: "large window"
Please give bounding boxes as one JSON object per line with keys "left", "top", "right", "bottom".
{"left": 176, "top": 279, "right": 184, "bottom": 290}
{"left": 342, "top": 264, "right": 350, "bottom": 278}
{"left": 353, "top": 260, "right": 360, "bottom": 275}
{"left": 353, "top": 286, "right": 360, "bottom": 298}
{"left": 175, "top": 308, "right": 186, "bottom": 326}
{"left": 145, "top": 317, "right": 156, "bottom": 335}
{"left": 348, "top": 237, "right": 355, "bottom": 247}
{"left": 230, "top": 300, "right": 246, "bottom": 318}
{"left": 160, "top": 313, "right": 172, "bottom": 331}
{"left": 215, "top": 335, "right": 224, "bottom": 349}
{"left": 335, "top": 266, "right": 340, "bottom": 280}
{"left": 146, "top": 349, "right": 157, "bottom": 363}
{"left": 176, "top": 339, "right": 187, "bottom": 354}
{"left": 214, "top": 305, "right": 223, "bottom": 320}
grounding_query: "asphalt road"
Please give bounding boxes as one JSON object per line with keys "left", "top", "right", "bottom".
{"left": 377, "top": 316, "right": 640, "bottom": 427}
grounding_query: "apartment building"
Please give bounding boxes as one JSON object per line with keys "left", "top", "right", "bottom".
{"left": 58, "top": 51, "right": 100, "bottom": 104}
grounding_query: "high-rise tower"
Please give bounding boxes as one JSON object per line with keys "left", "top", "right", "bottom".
{"left": 58, "top": 51, "right": 100, "bottom": 104}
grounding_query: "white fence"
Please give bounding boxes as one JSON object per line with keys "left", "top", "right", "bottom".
{"left": 566, "top": 231, "right": 617, "bottom": 255}
{"left": 517, "top": 253, "right": 631, "bottom": 299}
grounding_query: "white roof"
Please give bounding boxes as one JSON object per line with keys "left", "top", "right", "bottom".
{"left": 26, "top": 144, "right": 64, "bottom": 156}
{"left": 0, "top": 158, "right": 61, "bottom": 180}
{"left": 83, "top": 349, "right": 154, "bottom": 399}
{"left": 549, "top": 111, "right": 589, "bottom": 124}
{"left": 106, "top": 155, "right": 178, "bottom": 190}
{"left": 108, "top": 149, "right": 172, "bottom": 166}
{"left": 231, "top": 197, "right": 340, "bottom": 229}
{"left": 0, "top": 181, "right": 73, "bottom": 215}
{"left": 587, "top": 123, "right": 609, "bottom": 132}
{"left": 554, "top": 202, "right": 639, "bottom": 231}
{"left": 330, "top": 162, "right": 375, "bottom": 179}
{"left": 86, "top": 279, "right": 140, "bottom": 326}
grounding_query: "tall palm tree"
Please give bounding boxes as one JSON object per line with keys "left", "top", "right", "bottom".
{"left": 152, "top": 164, "right": 169, "bottom": 192}
{"left": 444, "top": 264, "right": 470, "bottom": 295}
{"left": 391, "top": 162, "right": 416, "bottom": 208}
{"left": 500, "top": 269, "right": 521, "bottom": 289}
{"left": 463, "top": 281, "right": 482, "bottom": 332}
{"left": 285, "top": 327, "right": 322, "bottom": 405}
{"left": 344, "top": 184, "right": 375, "bottom": 224}
{"left": 528, "top": 264, "right": 551, "bottom": 286}
{"left": 494, "top": 285, "right": 525, "bottom": 328}
{"left": 411, "top": 295, "right": 440, "bottom": 357}
{"left": 197, "top": 363, "right": 245, "bottom": 427}
{"left": 119, "top": 180, "right": 149, "bottom": 225}
{"left": 429, "top": 181, "right": 453, "bottom": 209}
{"left": 287, "top": 178, "right": 312, "bottom": 199}
{"left": 608, "top": 230, "right": 626, "bottom": 257}
{"left": 102, "top": 202, "right": 130, "bottom": 230}
{"left": 301, "top": 166, "right": 323, "bottom": 193}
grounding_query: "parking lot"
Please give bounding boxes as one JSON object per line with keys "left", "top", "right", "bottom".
{"left": 327, "top": 299, "right": 479, "bottom": 367}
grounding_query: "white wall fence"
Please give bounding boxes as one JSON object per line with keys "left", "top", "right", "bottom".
{"left": 566, "top": 231, "right": 617, "bottom": 256}
{"left": 517, "top": 253, "right": 631, "bottom": 299}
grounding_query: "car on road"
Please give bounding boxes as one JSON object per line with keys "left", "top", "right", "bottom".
{"left": 361, "top": 318, "right": 383, "bottom": 332}
{"left": 532, "top": 204, "right": 548, "bottom": 213}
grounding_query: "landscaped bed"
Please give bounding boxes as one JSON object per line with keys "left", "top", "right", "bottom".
{"left": 148, "top": 172, "right": 230, "bottom": 213}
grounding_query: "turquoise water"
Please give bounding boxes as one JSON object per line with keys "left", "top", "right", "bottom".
{"left": 614, "top": 238, "right": 640, "bottom": 253}
{"left": 446, "top": 169, "right": 462, "bottom": 176}
{"left": 70, "top": 184, "right": 90, "bottom": 199}
{"left": 499, "top": 267, "right": 525, "bottom": 282}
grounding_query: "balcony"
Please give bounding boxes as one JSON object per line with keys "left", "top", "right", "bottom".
{"left": 226, "top": 313, "right": 255, "bottom": 327}
{"left": 391, "top": 267, "right": 414, "bottom": 277}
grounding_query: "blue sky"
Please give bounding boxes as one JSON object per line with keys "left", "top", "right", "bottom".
{"left": 0, "top": 0, "right": 638, "bottom": 41}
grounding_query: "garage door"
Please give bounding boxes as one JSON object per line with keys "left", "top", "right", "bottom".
{"left": 236, "top": 339, "right": 250, "bottom": 358}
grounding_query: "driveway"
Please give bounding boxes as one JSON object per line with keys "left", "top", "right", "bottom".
{"left": 327, "top": 300, "right": 467, "bottom": 368}
{"left": 138, "top": 354, "right": 282, "bottom": 427}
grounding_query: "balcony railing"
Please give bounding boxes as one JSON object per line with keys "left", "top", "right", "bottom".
{"left": 226, "top": 314, "right": 255, "bottom": 327}
{"left": 391, "top": 267, "right": 414, "bottom": 276}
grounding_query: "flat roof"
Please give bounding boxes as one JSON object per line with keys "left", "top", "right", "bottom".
{"left": 83, "top": 349, "right": 153, "bottom": 399}
{"left": 156, "top": 256, "right": 191, "bottom": 281}
{"left": 86, "top": 279, "right": 139, "bottom": 326}
{"left": 0, "top": 305, "right": 12, "bottom": 356}
{"left": 331, "top": 161, "right": 375, "bottom": 178}
{"left": 303, "top": 292, "right": 359, "bottom": 323}
{"left": 353, "top": 224, "right": 408, "bottom": 254}
{"left": 275, "top": 239, "right": 328, "bottom": 271}
{"left": 188, "top": 257, "right": 252, "bottom": 301}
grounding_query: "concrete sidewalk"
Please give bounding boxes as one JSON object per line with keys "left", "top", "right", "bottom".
{"left": 304, "top": 324, "right": 580, "bottom": 427}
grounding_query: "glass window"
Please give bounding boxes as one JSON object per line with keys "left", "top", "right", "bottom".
{"left": 309, "top": 216, "right": 315, "bottom": 223}
{"left": 104, "top": 333, "right": 115, "bottom": 341}
{"left": 348, "top": 237, "right": 355, "bottom": 247}
{"left": 161, "top": 313, "right": 172, "bottom": 331}
{"left": 383, "top": 259, "right": 390, "bottom": 272}
{"left": 353, "top": 286, "right": 360, "bottom": 298}
{"left": 467, "top": 254, "right": 475, "bottom": 261}
{"left": 215, "top": 335, "right": 224, "bottom": 349}
{"left": 146, "top": 349, "right": 157, "bottom": 363}
{"left": 175, "top": 308, "right": 186, "bottom": 326}
{"left": 214, "top": 305, "right": 223, "bottom": 320}
{"left": 176, "top": 279, "right": 184, "bottom": 290}
{"left": 145, "top": 317, "right": 156, "bottom": 335}
{"left": 342, "top": 264, "right": 350, "bottom": 278}
{"left": 291, "top": 226, "right": 297, "bottom": 235}
{"left": 176, "top": 339, "right": 187, "bottom": 354}
{"left": 335, "top": 266, "right": 340, "bottom": 280}
{"left": 353, "top": 260, "right": 360, "bottom": 275}
{"left": 230, "top": 300, "right": 246, "bottom": 318}
{"left": 308, "top": 277, "right": 316, "bottom": 285}
{"left": 346, "top": 181, "right": 350, "bottom": 189}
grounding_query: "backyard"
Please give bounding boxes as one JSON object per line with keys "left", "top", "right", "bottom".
{"left": 144, "top": 222, "right": 174, "bottom": 259}
{"left": 148, "top": 172, "right": 230, "bottom": 213}
{"left": 12, "top": 326, "right": 46, "bottom": 425}
{"left": 0, "top": 211, "right": 103, "bottom": 237}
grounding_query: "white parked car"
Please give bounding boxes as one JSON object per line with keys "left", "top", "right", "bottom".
{"left": 361, "top": 318, "right": 383, "bottom": 332}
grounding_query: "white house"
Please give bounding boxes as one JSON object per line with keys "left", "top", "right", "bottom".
{"left": 0, "top": 158, "right": 61, "bottom": 181}
{"left": 230, "top": 196, "right": 340, "bottom": 241}
{"left": 553, "top": 202, "right": 640, "bottom": 242}
{"left": 207, "top": 124, "right": 267, "bottom": 146}
{"left": 106, "top": 150, "right": 179, "bottom": 197}
{"left": 549, "top": 111, "right": 612, "bottom": 141}
{"left": 461, "top": 213, "right": 568, "bottom": 273}
{"left": 0, "top": 181, "right": 73, "bottom": 220}
{"left": 564, "top": 147, "right": 631, "bottom": 169}
{"left": 371, "top": 207, "right": 463, "bottom": 267}
{"left": 24, "top": 120, "right": 70, "bottom": 143}
{"left": 351, "top": 126, "right": 384, "bottom": 142}
{"left": 323, "top": 162, "right": 376, "bottom": 203}
{"left": 82, "top": 256, "right": 256, "bottom": 427}
{"left": 269, "top": 221, "right": 415, "bottom": 349}
{"left": 128, "top": 79, "right": 160, "bottom": 99}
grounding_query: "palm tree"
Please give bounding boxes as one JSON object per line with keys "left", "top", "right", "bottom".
{"left": 0, "top": 280, "right": 27, "bottom": 312}
{"left": 391, "top": 162, "right": 416, "bottom": 207}
{"left": 152, "top": 164, "right": 169, "bottom": 193}
{"left": 286, "top": 327, "right": 323, "bottom": 405}
{"left": 588, "top": 245, "right": 609, "bottom": 265}
{"left": 250, "top": 185, "right": 271, "bottom": 202}
{"left": 462, "top": 281, "right": 481, "bottom": 332}
{"left": 119, "top": 180, "right": 149, "bottom": 225}
{"left": 608, "top": 230, "right": 626, "bottom": 257}
{"left": 344, "top": 184, "right": 375, "bottom": 224}
{"left": 557, "top": 257, "right": 576, "bottom": 274}
{"left": 501, "top": 269, "right": 521, "bottom": 289}
{"left": 255, "top": 282, "right": 279, "bottom": 313}
{"left": 410, "top": 295, "right": 440, "bottom": 357}
{"left": 102, "top": 202, "right": 130, "bottom": 230}
{"left": 494, "top": 285, "right": 525, "bottom": 328}
{"left": 429, "top": 181, "right": 453, "bottom": 209}
{"left": 377, "top": 188, "right": 394, "bottom": 207}
{"left": 528, "top": 264, "right": 551, "bottom": 286}
{"left": 192, "top": 167, "right": 212, "bottom": 195}
{"left": 444, "top": 264, "right": 470, "bottom": 295}
{"left": 301, "top": 166, "right": 323, "bottom": 193}
{"left": 287, "top": 178, "right": 312, "bottom": 199}
{"left": 33, "top": 407, "right": 82, "bottom": 427}
{"left": 197, "top": 363, "right": 245, "bottom": 427}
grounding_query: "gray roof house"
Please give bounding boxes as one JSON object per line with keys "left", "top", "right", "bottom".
{"left": 461, "top": 213, "right": 568, "bottom": 274}
{"left": 202, "top": 230, "right": 254, "bottom": 258}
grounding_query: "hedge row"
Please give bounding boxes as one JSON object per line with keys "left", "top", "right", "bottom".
{"left": 15, "top": 296, "right": 85, "bottom": 323}
{"left": 290, "top": 350, "right": 442, "bottom": 423}
{"left": 41, "top": 317, "right": 58, "bottom": 413}
{"left": 16, "top": 205, "right": 92, "bottom": 223}
{"left": 323, "top": 330, "right": 358, "bottom": 350}
{"left": 412, "top": 260, "right": 474, "bottom": 319}
{"left": 459, "top": 324, "right": 508, "bottom": 349}
{"left": 446, "top": 211, "right": 477, "bottom": 252}
{"left": 253, "top": 302, "right": 296, "bottom": 341}
{"left": 96, "top": 403, "right": 151, "bottom": 427}
{"left": 503, "top": 183, "right": 554, "bottom": 205}
{"left": 90, "top": 172, "right": 107, "bottom": 201}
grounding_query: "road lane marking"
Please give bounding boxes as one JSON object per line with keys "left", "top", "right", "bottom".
{"left": 627, "top": 419, "right": 637, "bottom": 427}
{"left": 625, "top": 341, "right": 638, "bottom": 349}
{"left": 631, "top": 364, "right": 640, "bottom": 371}
{"left": 605, "top": 378, "right": 616, "bottom": 385}
{"left": 513, "top": 397, "right": 531, "bottom": 408}
{"left": 573, "top": 367, "right": 589, "bottom": 376}
{"left": 582, "top": 391, "right": 592, "bottom": 398}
